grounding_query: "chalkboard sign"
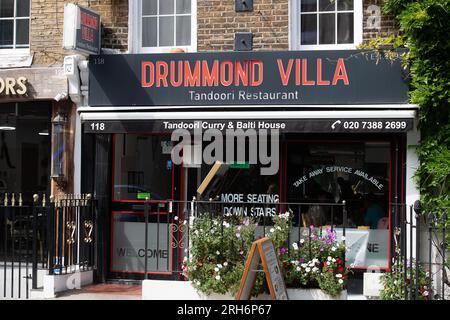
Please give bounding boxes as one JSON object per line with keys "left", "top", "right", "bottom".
{"left": 235, "top": 237, "right": 288, "bottom": 300}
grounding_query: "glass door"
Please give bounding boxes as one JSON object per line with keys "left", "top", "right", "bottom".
{"left": 109, "top": 133, "right": 180, "bottom": 280}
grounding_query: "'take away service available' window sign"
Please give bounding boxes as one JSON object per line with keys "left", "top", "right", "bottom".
{"left": 89, "top": 50, "right": 409, "bottom": 106}
{"left": 63, "top": 4, "right": 101, "bottom": 55}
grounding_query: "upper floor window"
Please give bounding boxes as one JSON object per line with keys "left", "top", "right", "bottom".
{"left": 130, "top": 0, "right": 197, "bottom": 53}
{"left": 0, "top": 0, "right": 30, "bottom": 50}
{"left": 291, "top": 0, "right": 362, "bottom": 50}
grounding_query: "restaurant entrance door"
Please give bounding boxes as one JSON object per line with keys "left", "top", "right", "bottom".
{"left": 108, "top": 133, "right": 183, "bottom": 281}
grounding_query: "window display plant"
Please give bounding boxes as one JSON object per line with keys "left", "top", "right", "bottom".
{"left": 182, "top": 214, "right": 266, "bottom": 296}
{"left": 271, "top": 214, "right": 349, "bottom": 297}
{"left": 183, "top": 212, "right": 349, "bottom": 298}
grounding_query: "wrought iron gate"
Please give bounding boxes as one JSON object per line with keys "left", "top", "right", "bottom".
{"left": 0, "top": 193, "right": 97, "bottom": 299}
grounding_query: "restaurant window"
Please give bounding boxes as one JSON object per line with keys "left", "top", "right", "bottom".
{"left": 285, "top": 141, "right": 391, "bottom": 268}
{"left": 113, "top": 134, "right": 174, "bottom": 201}
{"left": 286, "top": 142, "right": 390, "bottom": 227}
{"left": 290, "top": 0, "right": 363, "bottom": 50}
{"left": 0, "top": 0, "right": 30, "bottom": 50}
{"left": 195, "top": 162, "right": 280, "bottom": 218}
{"left": 130, "top": 0, "right": 197, "bottom": 53}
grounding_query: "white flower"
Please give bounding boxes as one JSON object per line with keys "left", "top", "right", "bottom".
{"left": 276, "top": 226, "right": 282, "bottom": 231}
{"left": 174, "top": 216, "right": 179, "bottom": 221}
{"left": 217, "top": 264, "right": 223, "bottom": 269}
{"left": 223, "top": 262, "right": 228, "bottom": 267}
{"left": 308, "top": 262, "right": 315, "bottom": 267}
{"left": 312, "top": 267, "right": 319, "bottom": 272}
{"left": 215, "top": 275, "right": 221, "bottom": 280}
{"left": 270, "top": 228, "right": 275, "bottom": 233}
{"left": 292, "top": 243, "right": 299, "bottom": 250}
{"left": 300, "top": 239, "right": 305, "bottom": 244}
{"left": 216, "top": 250, "right": 220, "bottom": 255}
{"left": 214, "top": 267, "right": 220, "bottom": 272}
{"left": 338, "top": 279, "right": 343, "bottom": 284}
{"left": 336, "top": 274, "right": 342, "bottom": 278}
{"left": 331, "top": 247, "right": 337, "bottom": 252}
{"left": 423, "top": 291, "right": 429, "bottom": 297}
{"left": 332, "top": 258, "right": 336, "bottom": 262}
{"left": 195, "top": 280, "right": 201, "bottom": 285}
{"left": 236, "top": 233, "right": 241, "bottom": 238}
{"left": 183, "top": 256, "right": 188, "bottom": 262}
{"left": 296, "top": 266, "right": 301, "bottom": 271}
{"left": 305, "top": 267, "right": 311, "bottom": 273}
{"left": 301, "top": 263, "right": 308, "bottom": 268}
{"left": 326, "top": 262, "right": 331, "bottom": 266}
{"left": 327, "top": 256, "right": 332, "bottom": 261}
{"left": 312, "top": 258, "right": 319, "bottom": 264}
{"left": 194, "top": 230, "right": 199, "bottom": 236}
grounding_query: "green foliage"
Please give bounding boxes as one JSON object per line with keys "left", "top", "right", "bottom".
{"left": 279, "top": 225, "right": 348, "bottom": 297}
{"left": 379, "top": 259, "right": 432, "bottom": 300}
{"left": 185, "top": 212, "right": 348, "bottom": 297}
{"left": 184, "top": 215, "right": 265, "bottom": 296}
{"left": 381, "top": 0, "right": 450, "bottom": 224}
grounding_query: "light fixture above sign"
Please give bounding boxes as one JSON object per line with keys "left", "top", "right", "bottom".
{"left": 63, "top": 3, "right": 101, "bottom": 55}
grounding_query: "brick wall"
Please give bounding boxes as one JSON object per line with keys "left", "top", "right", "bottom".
{"left": 363, "top": 0, "right": 399, "bottom": 43}
{"left": 31, "top": 0, "right": 128, "bottom": 66}
{"left": 197, "top": 0, "right": 289, "bottom": 51}
{"left": 29, "top": 0, "right": 399, "bottom": 65}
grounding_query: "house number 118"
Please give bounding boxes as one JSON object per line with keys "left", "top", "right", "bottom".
{"left": 90, "top": 122, "right": 105, "bottom": 131}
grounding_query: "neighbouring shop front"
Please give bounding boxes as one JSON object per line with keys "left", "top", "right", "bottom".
{"left": 80, "top": 50, "right": 418, "bottom": 286}
{"left": 0, "top": 66, "right": 73, "bottom": 266}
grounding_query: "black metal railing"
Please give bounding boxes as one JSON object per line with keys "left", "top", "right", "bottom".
{"left": 132, "top": 199, "right": 347, "bottom": 279}
{"left": 391, "top": 202, "right": 448, "bottom": 300}
{"left": 47, "top": 194, "right": 97, "bottom": 276}
{"left": 1, "top": 193, "right": 97, "bottom": 299}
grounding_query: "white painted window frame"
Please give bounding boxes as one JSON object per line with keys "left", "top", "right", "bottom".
{"left": 0, "top": 0, "right": 30, "bottom": 53}
{"left": 128, "top": 0, "right": 197, "bottom": 53}
{"left": 289, "top": 0, "right": 363, "bottom": 50}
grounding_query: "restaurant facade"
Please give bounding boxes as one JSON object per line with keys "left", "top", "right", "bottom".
{"left": 1, "top": 0, "right": 422, "bottom": 296}
{"left": 80, "top": 48, "right": 419, "bottom": 286}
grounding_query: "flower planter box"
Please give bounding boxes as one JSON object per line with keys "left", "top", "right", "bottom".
{"left": 142, "top": 280, "right": 346, "bottom": 300}
{"left": 287, "top": 288, "right": 347, "bottom": 300}
{"left": 255, "top": 288, "right": 346, "bottom": 300}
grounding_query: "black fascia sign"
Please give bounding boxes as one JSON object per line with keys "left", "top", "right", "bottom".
{"left": 88, "top": 50, "right": 409, "bottom": 106}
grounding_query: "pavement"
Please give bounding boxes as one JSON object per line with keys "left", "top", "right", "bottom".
{"left": 48, "top": 283, "right": 142, "bottom": 300}
{"left": 46, "top": 283, "right": 368, "bottom": 300}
